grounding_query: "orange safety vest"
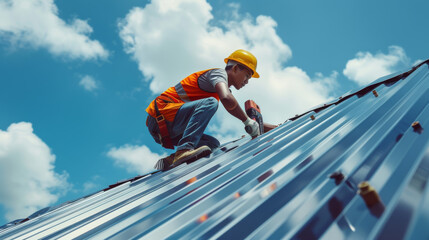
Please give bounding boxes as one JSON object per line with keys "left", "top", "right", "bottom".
{"left": 146, "top": 69, "right": 221, "bottom": 122}
{"left": 146, "top": 69, "right": 221, "bottom": 149}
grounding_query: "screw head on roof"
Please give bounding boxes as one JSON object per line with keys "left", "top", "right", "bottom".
{"left": 358, "top": 181, "right": 382, "bottom": 208}
{"left": 310, "top": 115, "right": 315, "bottom": 120}
{"left": 198, "top": 214, "right": 208, "bottom": 223}
{"left": 329, "top": 171, "right": 345, "bottom": 185}
{"left": 372, "top": 90, "right": 379, "bottom": 97}
{"left": 412, "top": 121, "right": 423, "bottom": 133}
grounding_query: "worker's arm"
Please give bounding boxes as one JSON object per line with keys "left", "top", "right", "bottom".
{"left": 215, "top": 82, "right": 247, "bottom": 122}
{"left": 216, "top": 82, "right": 259, "bottom": 137}
{"left": 216, "top": 82, "right": 279, "bottom": 134}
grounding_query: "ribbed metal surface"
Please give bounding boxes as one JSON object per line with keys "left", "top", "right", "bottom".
{"left": 1, "top": 62, "right": 429, "bottom": 239}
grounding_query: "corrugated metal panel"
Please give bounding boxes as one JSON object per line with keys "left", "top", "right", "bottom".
{"left": 1, "top": 61, "right": 429, "bottom": 239}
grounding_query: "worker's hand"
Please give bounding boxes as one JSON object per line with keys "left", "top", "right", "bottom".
{"left": 243, "top": 117, "right": 260, "bottom": 137}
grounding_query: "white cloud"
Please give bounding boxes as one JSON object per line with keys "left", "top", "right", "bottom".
{"left": 83, "top": 181, "right": 98, "bottom": 193}
{"left": 413, "top": 59, "right": 424, "bottom": 67}
{"left": 0, "top": 0, "right": 108, "bottom": 60}
{"left": 82, "top": 175, "right": 101, "bottom": 193}
{"left": 79, "top": 75, "right": 99, "bottom": 92}
{"left": 313, "top": 71, "right": 339, "bottom": 91}
{"left": 107, "top": 144, "right": 167, "bottom": 175}
{"left": 343, "top": 46, "right": 410, "bottom": 86}
{"left": 118, "top": 0, "right": 336, "bottom": 140}
{"left": 0, "top": 122, "right": 69, "bottom": 221}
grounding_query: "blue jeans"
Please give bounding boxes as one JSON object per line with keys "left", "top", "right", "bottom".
{"left": 147, "top": 97, "right": 220, "bottom": 151}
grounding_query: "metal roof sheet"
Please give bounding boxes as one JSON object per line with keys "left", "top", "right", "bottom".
{"left": 1, "top": 60, "right": 429, "bottom": 239}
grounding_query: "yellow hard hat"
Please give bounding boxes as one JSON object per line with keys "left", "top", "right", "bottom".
{"left": 224, "top": 49, "right": 260, "bottom": 78}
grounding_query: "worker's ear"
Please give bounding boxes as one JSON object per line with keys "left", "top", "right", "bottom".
{"left": 232, "top": 64, "right": 239, "bottom": 73}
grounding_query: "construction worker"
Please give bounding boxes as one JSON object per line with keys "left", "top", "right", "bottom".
{"left": 146, "top": 49, "right": 277, "bottom": 170}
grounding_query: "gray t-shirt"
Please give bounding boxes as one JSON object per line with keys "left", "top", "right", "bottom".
{"left": 198, "top": 68, "right": 228, "bottom": 93}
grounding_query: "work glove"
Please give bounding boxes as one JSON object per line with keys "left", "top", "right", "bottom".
{"left": 243, "top": 117, "right": 260, "bottom": 137}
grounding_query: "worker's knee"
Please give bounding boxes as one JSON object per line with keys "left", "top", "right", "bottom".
{"left": 204, "top": 97, "right": 218, "bottom": 111}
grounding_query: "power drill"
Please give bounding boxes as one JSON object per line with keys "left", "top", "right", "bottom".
{"left": 244, "top": 100, "right": 264, "bottom": 138}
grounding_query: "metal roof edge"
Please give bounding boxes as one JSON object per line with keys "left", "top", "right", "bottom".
{"left": 289, "top": 59, "right": 429, "bottom": 121}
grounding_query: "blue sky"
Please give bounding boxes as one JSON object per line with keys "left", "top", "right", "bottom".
{"left": 0, "top": 0, "right": 427, "bottom": 225}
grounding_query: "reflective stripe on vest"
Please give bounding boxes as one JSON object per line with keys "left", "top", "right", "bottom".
{"left": 174, "top": 82, "right": 191, "bottom": 102}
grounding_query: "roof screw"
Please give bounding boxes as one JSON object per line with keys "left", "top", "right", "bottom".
{"left": 358, "top": 181, "right": 382, "bottom": 208}
{"left": 412, "top": 121, "right": 423, "bottom": 134}
{"left": 329, "top": 171, "right": 345, "bottom": 185}
{"left": 372, "top": 90, "right": 379, "bottom": 97}
{"left": 310, "top": 115, "right": 315, "bottom": 120}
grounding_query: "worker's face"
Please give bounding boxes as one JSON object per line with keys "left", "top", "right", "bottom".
{"left": 233, "top": 65, "right": 252, "bottom": 90}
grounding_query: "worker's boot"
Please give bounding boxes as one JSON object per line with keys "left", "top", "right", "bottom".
{"left": 154, "top": 153, "right": 175, "bottom": 171}
{"left": 172, "top": 145, "right": 211, "bottom": 167}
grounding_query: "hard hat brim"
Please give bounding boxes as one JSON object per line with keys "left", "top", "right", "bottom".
{"left": 224, "top": 58, "right": 260, "bottom": 78}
